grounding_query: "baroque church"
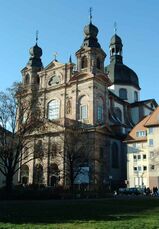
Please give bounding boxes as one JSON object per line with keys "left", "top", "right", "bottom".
{"left": 19, "top": 17, "right": 157, "bottom": 190}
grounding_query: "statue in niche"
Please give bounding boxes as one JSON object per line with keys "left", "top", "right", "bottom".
{"left": 66, "top": 99, "right": 71, "bottom": 114}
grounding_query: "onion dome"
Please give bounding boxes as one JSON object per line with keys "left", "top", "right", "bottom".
{"left": 29, "top": 43, "right": 42, "bottom": 58}
{"left": 105, "top": 33, "right": 140, "bottom": 90}
{"left": 81, "top": 22, "right": 101, "bottom": 48}
{"left": 27, "top": 43, "right": 43, "bottom": 68}
{"left": 110, "top": 34, "right": 122, "bottom": 45}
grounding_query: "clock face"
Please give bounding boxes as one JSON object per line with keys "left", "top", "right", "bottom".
{"left": 48, "top": 74, "right": 60, "bottom": 86}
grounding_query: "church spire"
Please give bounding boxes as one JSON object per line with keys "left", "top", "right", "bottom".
{"left": 109, "top": 24, "right": 123, "bottom": 63}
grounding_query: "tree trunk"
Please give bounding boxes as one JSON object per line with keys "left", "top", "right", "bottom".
{"left": 5, "top": 173, "right": 14, "bottom": 193}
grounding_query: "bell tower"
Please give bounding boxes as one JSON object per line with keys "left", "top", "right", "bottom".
{"left": 21, "top": 32, "right": 43, "bottom": 89}
{"left": 76, "top": 10, "right": 106, "bottom": 74}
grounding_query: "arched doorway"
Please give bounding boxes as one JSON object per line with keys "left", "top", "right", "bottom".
{"left": 49, "top": 163, "right": 60, "bottom": 187}
{"left": 21, "top": 165, "right": 29, "bottom": 185}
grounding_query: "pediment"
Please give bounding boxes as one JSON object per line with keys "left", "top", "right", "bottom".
{"left": 45, "top": 60, "right": 64, "bottom": 71}
{"left": 28, "top": 119, "right": 64, "bottom": 136}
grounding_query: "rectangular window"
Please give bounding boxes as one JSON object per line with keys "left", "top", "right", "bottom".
{"left": 133, "top": 155, "right": 137, "bottom": 160}
{"left": 143, "top": 154, "right": 146, "bottom": 159}
{"left": 138, "top": 166, "right": 142, "bottom": 171}
{"left": 150, "top": 151, "right": 154, "bottom": 158}
{"left": 149, "top": 139, "right": 154, "bottom": 147}
{"left": 138, "top": 155, "right": 141, "bottom": 160}
{"left": 81, "top": 105, "right": 88, "bottom": 119}
{"left": 149, "top": 127, "right": 154, "bottom": 134}
{"left": 143, "top": 166, "right": 147, "bottom": 171}
{"left": 134, "top": 167, "right": 137, "bottom": 171}
{"left": 136, "top": 131, "right": 146, "bottom": 137}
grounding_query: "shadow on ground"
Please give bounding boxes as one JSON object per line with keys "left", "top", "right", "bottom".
{"left": 0, "top": 197, "right": 158, "bottom": 224}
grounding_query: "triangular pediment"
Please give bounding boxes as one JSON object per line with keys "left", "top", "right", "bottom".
{"left": 45, "top": 60, "right": 64, "bottom": 71}
{"left": 28, "top": 119, "right": 64, "bottom": 136}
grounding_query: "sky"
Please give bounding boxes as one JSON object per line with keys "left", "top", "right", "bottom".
{"left": 0, "top": 0, "right": 159, "bottom": 102}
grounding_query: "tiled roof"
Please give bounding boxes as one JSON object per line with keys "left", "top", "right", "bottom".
{"left": 125, "top": 115, "right": 150, "bottom": 142}
{"left": 125, "top": 106, "right": 159, "bottom": 143}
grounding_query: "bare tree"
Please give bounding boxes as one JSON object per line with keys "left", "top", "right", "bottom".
{"left": 49, "top": 123, "right": 92, "bottom": 191}
{"left": 0, "top": 83, "right": 42, "bottom": 192}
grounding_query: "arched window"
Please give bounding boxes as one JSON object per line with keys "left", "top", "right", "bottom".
{"left": 25, "top": 74, "right": 30, "bottom": 84}
{"left": 49, "top": 163, "right": 60, "bottom": 187}
{"left": 81, "top": 56, "right": 87, "bottom": 69}
{"left": 111, "top": 143, "right": 119, "bottom": 168}
{"left": 48, "top": 99, "right": 60, "bottom": 120}
{"left": 134, "top": 91, "right": 138, "bottom": 102}
{"left": 34, "top": 164, "right": 43, "bottom": 184}
{"left": 114, "top": 107, "right": 122, "bottom": 122}
{"left": 79, "top": 96, "right": 88, "bottom": 120}
{"left": 96, "top": 58, "right": 101, "bottom": 69}
{"left": 119, "top": 88, "right": 127, "bottom": 100}
{"left": 21, "top": 165, "right": 29, "bottom": 185}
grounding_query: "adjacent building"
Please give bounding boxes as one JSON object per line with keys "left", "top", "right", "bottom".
{"left": 126, "top": 107, "right": 159, "bottom": 189}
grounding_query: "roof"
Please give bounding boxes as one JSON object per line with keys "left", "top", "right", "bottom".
{"left": 144, "top": 106, "right": 159, "bottom": 127}
{"left": 125, "top": 115, "right": 150, "bottom": 143}
{"left": 106, "top": 62, "right": 140, "bottom": 90}
{"left": 125, "top": 106, "right": 159, "bottom": 143}
{"left": 130, "top": 99, "right": 158, "bottom": 107}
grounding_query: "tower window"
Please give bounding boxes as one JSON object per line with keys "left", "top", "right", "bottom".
{"left": 25, "top": 74, "right": 30, "bottom": 84}
{"left": 119, "top": 88, "right": 127, "bottom": 100}
{"left": 80, "top": 105, "right": 88, "bottom": 119}
{"left": 134, "top": 91, "right": 138, "bottom": 102}
{"left": 97, "top": 105, "right": 103, "bottom": 122}
{"left": 81, "top": 56, "right": 87, "bottom": 69}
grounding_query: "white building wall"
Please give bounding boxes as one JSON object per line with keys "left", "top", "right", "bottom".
{"left": 109, "top": 84, "right": 140, "bottom": 104}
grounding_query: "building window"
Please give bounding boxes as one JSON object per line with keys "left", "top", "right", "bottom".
{"left": 133, "top": 155, "right": 137, "bottom": 160}
{"left": 150, "top": 165, "right": 155, "bottom": 170}
{"left": 81, "top": 56, "right": 87, "bottom": 69}
{"left": 137, "top": 155, "right": 141, "bottom": 160}
{"left": 97, "top": 105, "right": 103, "bottom": 122}
{"left": 136, "top": 131, "right": 146, "bottom": 137}
{"left": 138, "top": 166, "right": 142, "bottom": 171}
{"left": 80, "top": 105, "right": 88, "bottom": 119}
{"left": 119, "top": 88, "right": 127, "bottom": 100}
{"left": 25, "top": 74, "right": 30, "bottom": 84}
{"left": 149, "top": 127, "right": 154, "bottom": 134}
{"left": 143, "top": 154, "right": 146, "bottom": 159}
{"left": 150, "top": 151, "right": 154, "bottom": 158}
{"left": 48, "top": 99, "right": 60, "bottom": 120}
{"left": 143, "top": 166, "right": 147, "bottom": 171}
{"left": 111, "top": 143, "right": 119, "bottom": 168}
{"left": 134, "top": 166, "right": 137, "bottom": 171}
{"left": 134, "top": 91, "right": 138, "bottom": 102}
{"left": 149, "top": 139, "right": 154, "bottom": 147}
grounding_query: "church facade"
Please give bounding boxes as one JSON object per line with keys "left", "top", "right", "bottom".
{"left": 19, "top": 19, "right": 157, "bottom": 190}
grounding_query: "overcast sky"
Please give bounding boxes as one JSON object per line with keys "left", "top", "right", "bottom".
{"left": 0, "top": 0, "right": 159, "bottom": 102}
